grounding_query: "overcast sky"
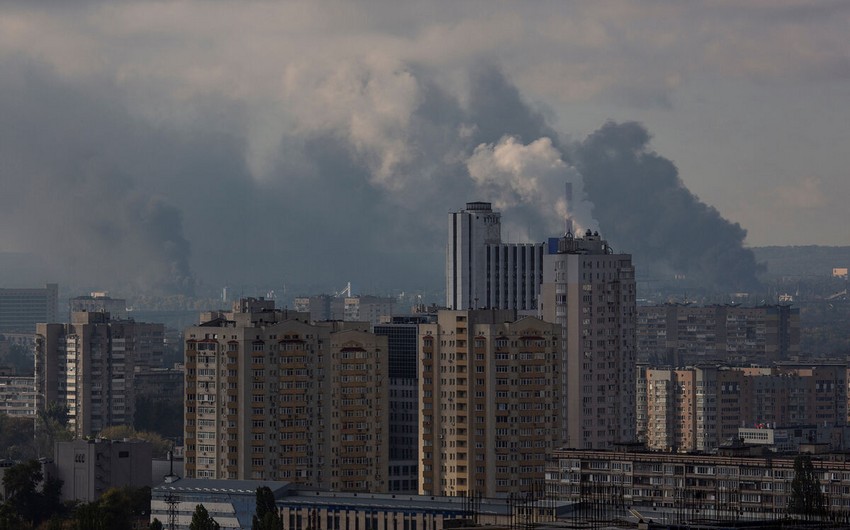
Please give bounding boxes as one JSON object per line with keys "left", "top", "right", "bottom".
{"left": 0, "top": 1, "right": 847, "bottom": 296}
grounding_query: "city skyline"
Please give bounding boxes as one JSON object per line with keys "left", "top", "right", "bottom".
{"left": 0, "top": 2, "right": 848, "bottom": 297}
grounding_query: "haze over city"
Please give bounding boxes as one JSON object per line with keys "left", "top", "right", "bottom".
{"left": 1, "top": 1, "right": 848, "bottom": 298}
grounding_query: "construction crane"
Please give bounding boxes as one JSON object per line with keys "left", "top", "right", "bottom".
{"left": 334, "top": 282, "right": 352, "bottom": 298}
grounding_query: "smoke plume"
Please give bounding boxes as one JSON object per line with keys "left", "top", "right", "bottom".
{"left": 0, "top": 2, "right": 771, "bottom": 297}
{"left": 573, "top": 121, "right": 764, "bottom": 291}
{"left": 0, "top": 60, "right": 195, "bottom": 295}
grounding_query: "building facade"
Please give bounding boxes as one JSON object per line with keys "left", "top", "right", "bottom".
{"left": 340, "top": 296, "right": 396, "bottom": 326}
{"left": 276, "top": 490, "right": 519, "bottom": 530}
{"left": 374, "top": 315, "right": 435, "bottom": 493}
{"left": 446, "top": 202, "right": 543, "bottom": 313}
{"left": 54, "top": 439, "right": 152, "bottom": 502}
{"left": 183, "top": 299, "right": 389, "bottom": 491}
{"left": 0, "top": 283, "right": 58, "bottom": 334}
{"left": 134, "top": 366, "right": 185, "bottom": 404}
{"left": 151, "top": 480, "right": 522, "bottom": 530}
{"left": 636, "top": 304, "right": 801, "bottom": 365}
{"left": 418, "top": 309, "right": 561, "bottom": 497}
{"left": 294, "top": 294, "right": 396, "bottom": 326}
{"left": 35, "top": 312, "right": 165, "bottom": 436}
{"left": 293, "top": 294, "right": 333, "bottom": 322}
{"left": 640, "top": 363, "right": 848, "bottom": 452}
{"left": 546, "top": 447, "right": 850, "bottom": 522}
{"left": 150, "top": 478, "right": 290, "bottom": 530}
{"left": 0, "top": 376, "right": 36, "bottom": 417}
{"left": 69, "top": 292, "right": 128, "bottom": 320}
{"left": 539, "top": 230, "right": 637, "bottom": 450}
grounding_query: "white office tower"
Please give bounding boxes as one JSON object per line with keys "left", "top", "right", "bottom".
{"left": 540, "top": 230, "right": 637, "bottom": 450}
{"left": 446, "top": 202, "right": 542, "bottom": 312}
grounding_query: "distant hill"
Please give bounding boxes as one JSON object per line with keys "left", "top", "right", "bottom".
{"left": 752, "top": 246, "right": 850, "bottom": 279}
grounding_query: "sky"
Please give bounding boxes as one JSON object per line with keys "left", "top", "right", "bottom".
{"left": 0, "top": 1, "right": 847, "bottom": 297}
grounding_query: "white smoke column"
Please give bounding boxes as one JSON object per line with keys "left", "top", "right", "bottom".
{"left": 466, "top": 135, "right": 596, "bottom": 238}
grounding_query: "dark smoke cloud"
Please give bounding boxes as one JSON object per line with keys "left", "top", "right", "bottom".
{"left": 573, "top": 121, "right": 764, "bottom": 291}
{"left": 0, "top": 58, "right": 195, "bottom": 295}
{"left": 0, "top": 53, "right": 763, "bottom": 299}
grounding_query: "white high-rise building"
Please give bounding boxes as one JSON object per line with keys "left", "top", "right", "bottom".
{"left": 446, "top": 202, "right": 542, "bottom": 312}
{"left": 539, "top": 230, "right": 637, "bottom": 450}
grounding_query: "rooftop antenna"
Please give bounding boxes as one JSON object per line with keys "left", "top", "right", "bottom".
{"left": 564, "top": 182, "right": 574, "bottom": 236}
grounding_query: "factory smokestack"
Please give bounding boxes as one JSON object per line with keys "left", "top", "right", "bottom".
{"left": 564, "top": 182, "right": 574, "bottom": 236}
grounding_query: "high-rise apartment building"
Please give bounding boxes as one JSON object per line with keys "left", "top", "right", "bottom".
{"left": 640, "top": 363, "right": 848, "bottom": 452}
{"left": 374, "top": 315, "right": 435, "bottom": 493}
{"left": 0, "top": 283, "right": 58, "bottom": 333}
{"left": 637, "top": 304, "right": 800, "bottom": 365}
{"left": 183, "top": 299, "right": 388, "bottom": 492}
{"left": 418, "top": 309, "right": 561, "bottom": 497}
{"left": 35, "top": 312, "right": 165, "bottom": 436}
{"left": 293, "top": 294, "right": 333, "bottom": 322}
{"left": 340, "top": 296, "right": 395, "bottom": 326}
{"left": 446, "top": 202, "right": 543, "bottom": 312}
{"left": 293, "top": 294, "right": 395, "bottom": 326}
{"left": 539, "top": 230, "right": 637, "bottom": 450}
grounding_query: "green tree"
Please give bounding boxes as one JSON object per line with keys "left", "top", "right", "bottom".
{"left": 190, "top": 504, "right": 220, "bottom": 530}
{"left": 73, "top": 501, "right": 108, "bottom": 530}
{"left": 35, "top": 402, "right": 74, "bottom": 458}
{"left": 43, "top": 516, "right": 64, "bottom": 530}
{"left": 98, "top": 426, "right": 171, "bottom": 458}
{"left": 149, "top": 517, "right": 165, "bottom": 530}
{"left": 0, "top": 413, "right": 36, "bottom": 460}
{"left": 252, "top": 486, "right": 283, "bottom": 530}
{"left": 2, "top": 460, "right": 42, "bottom": 525}
{"left": 0, "top": 459, "right": 64, "bottom": 527}
{"left": 98, "top": 487, "right": 134, "bottom": 530}
{"left": 126, "top": 485, "right": 152, "bottom": 517}
{"left": 0, "top": 502, "right": 23, "bottom": 530}
{"left": 67, "top": 486, "right": 150, "bottom": 530}
{"left": 135, "top": 396, "right": 184, "bottom": 440}
{"left": 788, "top": 454, "right": 826, "bottom": 519}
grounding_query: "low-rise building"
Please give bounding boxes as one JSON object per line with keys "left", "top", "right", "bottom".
{"left": 277, "top": 489, "right": 521, "bottom": 530}
{"left": 150, "top": 478, "right": 290, "bottom": 530}
{"left": 54, "top": 439, "right": 152, "bottom": 502}
{"left": 0, "top": 376, "right": 36, "bottom": 417}
{"left": 546, "top": 447, "right": 850, "bottom": 524}
{"left": 69, "top": 293, "right": 128, "bottom": 320}
{"left": 151, "top": 478, "right": 550, "bottom": 530}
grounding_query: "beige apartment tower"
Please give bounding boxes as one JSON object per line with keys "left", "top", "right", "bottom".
{"left": 418, "top": 309, "right": 561, "bottom": 497}
{"left": 183, "top": 298, "right": 388, "bottom": 492}
{"left": 539, "top": 230, "right": 637, "bottom": 450}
